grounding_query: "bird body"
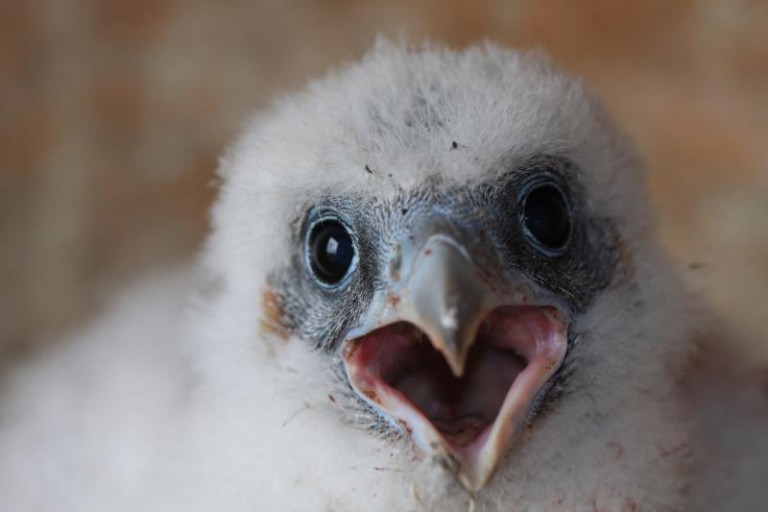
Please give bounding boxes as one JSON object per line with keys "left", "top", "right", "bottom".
{"left": 1, "top": 41, "right": 765, "bottom": 512}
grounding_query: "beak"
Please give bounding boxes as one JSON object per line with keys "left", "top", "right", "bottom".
{"left": 342, "top": 223, "right": 568, "bottom": 491}
{"left": 402, "top": 234, "right": 490, "bottom": 377}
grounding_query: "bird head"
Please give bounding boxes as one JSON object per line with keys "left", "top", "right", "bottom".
{"left": 202, "top": 40, "right": 695, "bottom": 502}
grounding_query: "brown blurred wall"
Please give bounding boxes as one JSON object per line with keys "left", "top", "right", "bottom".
{"left": 1, "top": 0, "right": 767, "bottom": 360}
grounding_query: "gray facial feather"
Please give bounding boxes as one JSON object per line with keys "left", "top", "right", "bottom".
{"left": 272, "top": 156, "right": 618, "bottom": 345}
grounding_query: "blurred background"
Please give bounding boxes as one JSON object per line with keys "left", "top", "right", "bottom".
{"left": 1, "top": 0, "right": 766, "bottom": 363}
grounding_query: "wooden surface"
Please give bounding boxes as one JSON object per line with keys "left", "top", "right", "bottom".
{"left": 1, "top": 0, "right": 766, "bottom": 360}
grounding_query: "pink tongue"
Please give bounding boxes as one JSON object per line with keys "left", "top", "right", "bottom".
{"left": 431, "top": 416, "right": 487, "bottom": 446}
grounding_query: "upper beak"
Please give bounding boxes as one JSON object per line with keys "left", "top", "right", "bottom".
{"left": 342, "top": 221, "right": 568, "bottom": 491}
{"left": 400, "top": 234, "right": 490, "bottom": 377}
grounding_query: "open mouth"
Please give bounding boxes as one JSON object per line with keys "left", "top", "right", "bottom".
{"left": 342, "top": 305, "right": 568, "bottom": 489}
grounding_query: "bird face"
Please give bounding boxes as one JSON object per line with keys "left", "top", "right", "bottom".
{"left": 268, "top": 157, "right": 618, "bottom": 490}
{"left": 207, "top": 42, "right": 678, "bottom": 498}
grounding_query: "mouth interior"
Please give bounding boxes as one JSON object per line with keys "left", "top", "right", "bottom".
{"left": 344, "top": 306, "right": 550, "bottom": 450}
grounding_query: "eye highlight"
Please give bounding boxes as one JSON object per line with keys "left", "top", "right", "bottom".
{"left": 306, "top": 217, "right": 358, "bottom": 286}
{"left": 520, "top": 181, "right": 572, "bottom": 255}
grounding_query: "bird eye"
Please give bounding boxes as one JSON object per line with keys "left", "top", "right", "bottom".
{"left": 306, "top": 217, "right": 358, "bottom": 286}
{"left": 521, "top": 182, "right": 572, "bottom": 255}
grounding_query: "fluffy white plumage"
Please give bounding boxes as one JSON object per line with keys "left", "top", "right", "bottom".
{"left": 1, "top": 40, "right": 765, "bottom": 511}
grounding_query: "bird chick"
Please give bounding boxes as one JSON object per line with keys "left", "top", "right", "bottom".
{"left": 1, "top": 40, "right": 763, "bottom": 512}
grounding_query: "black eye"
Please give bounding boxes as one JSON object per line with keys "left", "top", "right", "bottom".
{"left": 307, "top": 218, "right": 357, "bottom": 286}
{"left": 521, "top": 183, "right": 571, "bottom": 254}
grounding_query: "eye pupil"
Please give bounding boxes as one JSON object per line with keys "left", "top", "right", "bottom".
{"left": 522, "top": 184, "right": 571, "bottom": 252}
{"left": 308, "top": 219, "right": 356, "bottom": 285}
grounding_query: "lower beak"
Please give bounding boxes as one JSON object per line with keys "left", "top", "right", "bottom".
{"left": 342, "top": 231, "right": 569, "bottom": 491}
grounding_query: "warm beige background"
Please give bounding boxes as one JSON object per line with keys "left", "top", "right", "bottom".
{"left": 1, "top": 0, "right": 767, "bottom": 361}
